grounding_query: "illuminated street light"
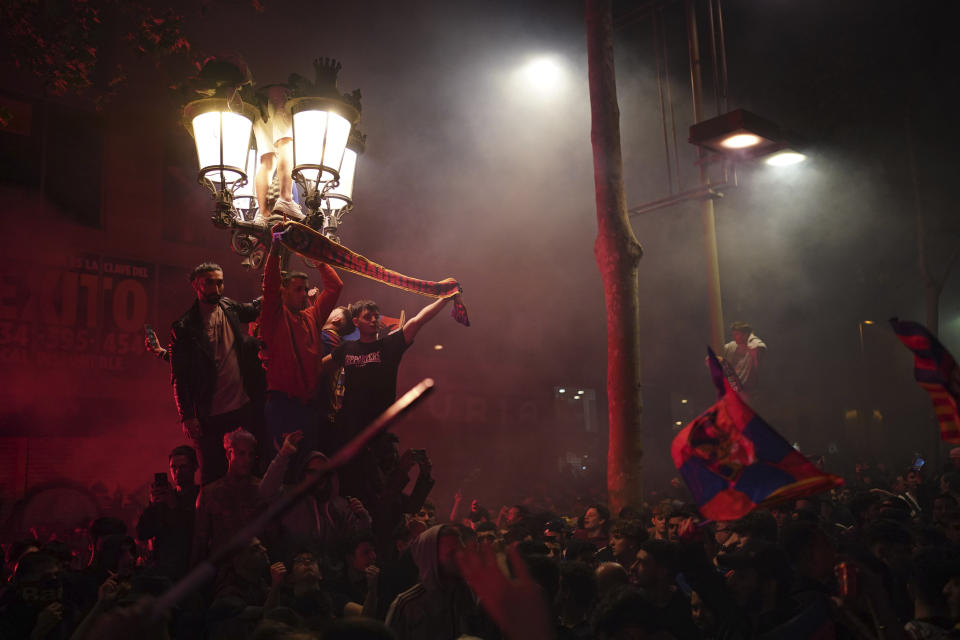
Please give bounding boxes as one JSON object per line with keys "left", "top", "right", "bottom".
{"left": 433, "top": 344, "right": 444, "bottom": 351}
{"left": 689, "top": 108, "right": 803, "bottom": 164}
{"left": 182, "top": 58, "right": 364, "bottom": 267}
{"left": 513, "top": 54, "right": 568, "bottom": 98}
{"left": 318, "top": 128, "right": 365, "bottom": 242}
{"left": 290, "top": 96, "right": 358, "bottom": 219}
{"left": 765, "top": 151, "right": 806, "bottom": 167}
{"left": 720, "top": 133, "right": 762, "bottom": 149}
{"left": 182, "top": 97, "right": 259, "bottom": 228}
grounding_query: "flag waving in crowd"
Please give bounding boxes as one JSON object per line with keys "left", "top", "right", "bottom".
{"left": 890, "top": 318, "right": 960, "bottom": 444}
{"left": 672, "top": 349, "right": 843, "bottom": 521}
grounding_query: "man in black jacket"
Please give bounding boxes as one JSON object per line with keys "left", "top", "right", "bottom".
{"left": 170, "top": 262, "right": 266, "bottom": 484}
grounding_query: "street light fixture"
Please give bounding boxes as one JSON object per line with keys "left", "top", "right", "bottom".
{"left": 182, "top": 97, "right": 260, "bottom": 228}
{"left": 765, "top": 151, "right": 806, "bottom": 167}
{"left": 315, "top": 128, "right": 365, "bottom": 242}
{"left": 720, "top": 133, "right": 762, "bottom": 149}
{"left": 688, "top": 108, "right": 802, "bottom": 163}
{"left": 181, "top": 58, "right": 364, "bottom": 266}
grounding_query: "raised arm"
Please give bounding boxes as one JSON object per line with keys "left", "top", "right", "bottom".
{"left": 402, "top": 296, "right": 452, "bottom": 345}
{"left": 260, "top": 233, "right": 284, "bottom": 335}
{"left": 320, "top": 353, "right": 337, "bottom": 375}
{"left": 310, "top": 262, "right": 343, "bottom": 327}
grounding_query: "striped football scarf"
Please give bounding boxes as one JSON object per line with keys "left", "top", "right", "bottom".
{"left": 274, "top": 221, "right": 470, "bottom": 326}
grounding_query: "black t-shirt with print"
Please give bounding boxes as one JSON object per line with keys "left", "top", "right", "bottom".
{"left": 332, "top": 330, "right": 410, "bottom": 431}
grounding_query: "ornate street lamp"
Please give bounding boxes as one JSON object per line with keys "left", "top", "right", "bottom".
{"left": 182, "top": 97, "right": 259, "bottom": 228}
{"left": 290, "top": 95, "right": 360, "bottom": 241}
{"left": 181, "top": 58, "right": 364, "bottom": 267}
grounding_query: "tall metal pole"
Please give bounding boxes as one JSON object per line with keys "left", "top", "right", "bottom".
{"left": 685, "top": 0, "right": 725, "bottom": 351}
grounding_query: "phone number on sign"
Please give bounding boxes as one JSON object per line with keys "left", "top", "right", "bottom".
{"left": 0, "top": 321, "right": 144, "bottom": 356}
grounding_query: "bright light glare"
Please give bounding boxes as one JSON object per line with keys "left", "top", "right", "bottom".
{"left": 325, "top": 148, "right": 358, "bottom": 210}
{"left": 675, "top": 421, "right": 683, "bottom": 426}
{"left": 765, "top": 151, "right": 806, "bottom": 166}
{"left": 292, "top": 109, "right": 351, "bottom": 183}
{"left": 558, "top": 388, "right": 566, "bottom": 393}
{"left": 681, "top": 399, "right": 688, "bottom": 404}
{"left": 433, "top": 344, "right": 444, "bottom": 350}
{"left": 862, "top": 320, "right": 874, "bottom": 325}
{"left": 192, "top": 111, "right": 253, "bottom": 184}
{"left": 516, "top": 56, "right": 567, "bottom": 96}
{"left": 720, "top": 133, "right": 762, "bottom": 149}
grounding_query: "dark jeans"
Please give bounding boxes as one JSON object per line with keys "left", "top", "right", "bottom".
{"left": 195, "top": 403, "right": 268, "bottom": 485}
{"left": 265, "top": 391, "right": 325, "bottom": 482}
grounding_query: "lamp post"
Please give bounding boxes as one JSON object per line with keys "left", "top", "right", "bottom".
{"left": 628, "top": 0, "right": 805, "bottom": 351}
{"left": 181, "top": 59, "right": 363, "bottom": 266}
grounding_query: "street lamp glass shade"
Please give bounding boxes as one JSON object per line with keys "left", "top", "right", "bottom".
{"left": 190, "top": 110, "right": 254, "bottom": 184}
{"left": 234, "top": 147, "right": 258, "bottom": 199}
{"left": 720, "top": 133, "right": 762, "bottom": 149}
{"left": 291, "top": 99, "right": 355, "bottom": 184}
{"left": 765, "top": 151, "right": 806, "bottom": 166}
{"left": 324, "top": 147, "right": 357, "bottom": 210}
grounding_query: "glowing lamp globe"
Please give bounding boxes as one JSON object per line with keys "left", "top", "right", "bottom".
{"left": 234, "top": 147, "right": 259, "bottom": 214}
{"left": 324, "top": 130, "right": 365, "bottom": 211}
{"left": 764, "top": 151, "right": 806, "bottom": 167}
{"left": 183, "top": 98, "right": 259, "bottom": 187}
{"left": 720, "top": 133, "right": 762, "bottom": 149}
{"left": 290, "top": 97, "right": 359, "bottom": 185}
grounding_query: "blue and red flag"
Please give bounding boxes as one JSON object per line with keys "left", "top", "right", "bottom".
{"left": 890, "top": 318, "right": 960, "bottom": 444}
{"left": 672, "top": 349, "right": 843, "bottom": 521}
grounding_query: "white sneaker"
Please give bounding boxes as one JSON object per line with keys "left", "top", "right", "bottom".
{"left": 272, "top": 198, "right": 304, "bottom": 220}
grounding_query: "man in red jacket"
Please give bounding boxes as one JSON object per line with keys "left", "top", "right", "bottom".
{"left": 260, "top": 224, "right": 343, "bottom": 475}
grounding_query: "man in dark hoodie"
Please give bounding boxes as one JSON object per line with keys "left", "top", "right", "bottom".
{"left": 260, "top": 433, "right": 372, "bottom": 561}
{"left": 385, "top": 524, "right": 486, "bottom": 640}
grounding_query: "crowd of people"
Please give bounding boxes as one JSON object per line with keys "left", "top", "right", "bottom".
{"left": 7, "top": 441, "right": 960, "bottom": 639}
{"left": 5, "top": 231, "right": 960, "bottom": 639}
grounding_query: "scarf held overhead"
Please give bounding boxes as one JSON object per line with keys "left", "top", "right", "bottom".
{"left": 274, "top": 222, "right": 469, "bottom": 326}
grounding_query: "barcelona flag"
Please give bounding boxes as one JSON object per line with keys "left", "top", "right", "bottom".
{"left": 890, "top": 319, "right": 960, "bottom": 444}
{"left": 672, "top": 349, "right": 843, "bottom": 521}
